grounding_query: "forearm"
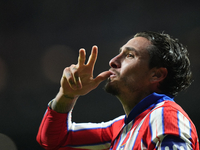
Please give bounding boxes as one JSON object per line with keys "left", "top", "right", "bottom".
{"left": 37, "top": 106, "right": 115, "bottom": 150}
{"left": 36, "top": 107, "right": 69, "bottom": 149}
{"left": 51, "top": 87, "right": 79, "bottom": 113}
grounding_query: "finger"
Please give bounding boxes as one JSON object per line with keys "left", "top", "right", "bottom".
{"left": 86, "top": 46, "right": 98, "bottom": 67}
{"left": 63, "top": 67, "right": 78, "bottom": 90}
{"left": 78, "top": 49, "right": 86, "bottom": 67}
{"left": 93, "top": 71, "right": 111, "bottom": 87}
{"left": 70, "top": 65, "right": 82, "bottom": 89}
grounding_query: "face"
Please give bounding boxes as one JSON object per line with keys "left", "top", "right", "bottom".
{"left": 105, "top": 37, "right": 153, "bottom": 97}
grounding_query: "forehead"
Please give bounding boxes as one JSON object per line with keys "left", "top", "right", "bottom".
{"left": 121, "top": 37, "right": 151, "bottom": 53}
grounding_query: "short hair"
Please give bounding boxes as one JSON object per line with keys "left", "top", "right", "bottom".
{"left": 134, "top": 31, "right": 192, "bottom": 97}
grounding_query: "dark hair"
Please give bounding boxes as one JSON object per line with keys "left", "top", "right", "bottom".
{"left": 134, "top": 31, "right": 192, "bottom": 97}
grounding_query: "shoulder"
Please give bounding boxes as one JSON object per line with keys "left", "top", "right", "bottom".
{"left": 150, "top": 100, "right": 190, "bottom": 121}
{"left": 149, "top": 100, "right": 195, "bottom": 134}
{"left": 148, "top": 100, "right": 198, "bottom": 148}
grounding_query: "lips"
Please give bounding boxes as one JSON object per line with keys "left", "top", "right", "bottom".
{"left": 109, "top": 70, "right": 118, "bottom": 78}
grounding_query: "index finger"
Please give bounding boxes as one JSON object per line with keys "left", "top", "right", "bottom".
{"left": 86, "top": 46, "right": 98, "bottom": 67}
{"left": 78, "top": 48, "right": 86, "bottom": 67}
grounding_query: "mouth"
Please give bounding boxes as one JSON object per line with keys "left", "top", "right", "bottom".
{"left": 109, "top": 69, "right": 118, "bottom": 78}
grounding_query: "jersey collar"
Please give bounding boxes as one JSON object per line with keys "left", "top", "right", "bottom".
{"left": 124, "top": 92, "right": 174, "bottom": 125}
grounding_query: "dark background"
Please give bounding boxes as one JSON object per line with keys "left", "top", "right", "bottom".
{"left": 0, "top": 0, "right": 200, "bottom": 149}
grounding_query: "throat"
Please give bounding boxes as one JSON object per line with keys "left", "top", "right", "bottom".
{"left": 118, "top": 92, "right": 152, "bottom": 116}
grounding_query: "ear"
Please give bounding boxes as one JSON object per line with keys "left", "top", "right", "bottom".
{"left": 150, "top": 67, "right": 168, "bottom": 83}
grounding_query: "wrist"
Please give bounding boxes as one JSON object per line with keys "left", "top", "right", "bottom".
{"left": 51, "top": 89, "right": 79, "bottom": 113}
{"left": 51, "top": 98, "right": 77, "bottom": 113}
{"left": 48, "top": 100, "right": 54, "bottom": 109}
{"left": 58, "top": 87, "right": 79, "bottom": 99}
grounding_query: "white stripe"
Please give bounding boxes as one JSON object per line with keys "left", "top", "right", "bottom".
{"left": 125, "top": 118, "right": 145, "bottom": 149}
{"left": 68, "top": 115, "right": 125, "bottom": 131}
{"left": 116, "top": 128, "right": 126, "bottom": 150}
{"left": 178, "top": 111, "right": 191, "bottom": 140}
{"left": 67, "top": 109, "right": 73, "bottom": 130}
{"left": 117, "top": 122, "right": 135, "bottom": 150}
{"left": 150, "top": 105, "right": 165, "bottom": 143}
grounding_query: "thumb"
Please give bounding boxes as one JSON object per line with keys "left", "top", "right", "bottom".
{"left": 94, "top": 71, "right": 111, "bottom": 86}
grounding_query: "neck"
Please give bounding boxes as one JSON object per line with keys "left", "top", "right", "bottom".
{"left": 117, "top": 91, "right": 153, "bottom": 116}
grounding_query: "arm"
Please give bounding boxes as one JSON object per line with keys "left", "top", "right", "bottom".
{"left": 37, "top": 107, "right": 122, "bottom": 150}
{"left": 37, "top": 46, "right": 112, "bottom": 149}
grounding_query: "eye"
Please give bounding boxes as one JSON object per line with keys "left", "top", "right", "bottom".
{"left": 126, "top": 53, "right": 134, "bottom": 58}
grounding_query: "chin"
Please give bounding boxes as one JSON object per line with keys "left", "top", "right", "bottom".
{"left": 104, "top": 79, "right": 119, "bottom": 96}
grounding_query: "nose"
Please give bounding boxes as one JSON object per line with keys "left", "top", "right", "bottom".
{"left": 109, "top": 54, "right": 121, "bottom": 68}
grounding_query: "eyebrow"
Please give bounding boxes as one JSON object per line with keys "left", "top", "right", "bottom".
{"left": 119, "top": 47, "right": 138, "bottom": 54}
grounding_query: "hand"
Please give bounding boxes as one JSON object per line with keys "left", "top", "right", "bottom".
{"left": 60, "top": 46, "right": 111, "bottom": 98}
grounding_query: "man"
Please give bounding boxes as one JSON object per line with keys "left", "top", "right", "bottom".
{"left": 37, "top": 31, "right": 199, "bottom": 150}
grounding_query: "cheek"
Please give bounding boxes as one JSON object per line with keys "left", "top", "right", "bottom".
{"left": 121, "top": 62, "right": 134, "bottom": 73}
{"left": 120, "top": 68, "right": 137, "bottom": 84}
{"left": 121, "top": 66, "right": 149, "bottom": 83}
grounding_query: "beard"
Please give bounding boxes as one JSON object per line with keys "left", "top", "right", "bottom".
{"left": 104, "top": 78, "right": 119, "bottom": 96}
{"left": 104, "top": 75, "right": 135, "bottom": 96}
{"left": 104, "top": 78, "right": 120, "bottom": 96}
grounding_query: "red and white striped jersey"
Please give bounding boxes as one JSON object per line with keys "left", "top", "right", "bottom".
{"left": 37, "top": 93, "right": 199, "bottom": 150}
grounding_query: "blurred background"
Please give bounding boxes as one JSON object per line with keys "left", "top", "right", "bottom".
{"left": 0, "top": 0, "right": 200, "bottom": 149}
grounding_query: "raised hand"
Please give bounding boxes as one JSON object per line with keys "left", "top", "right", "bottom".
{"left": 61, "top": 46, "right": 111, "bottom": 98}
{"left": 52, "top": 46, "right": 111, "bottom": 113}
